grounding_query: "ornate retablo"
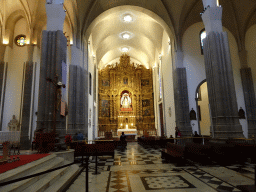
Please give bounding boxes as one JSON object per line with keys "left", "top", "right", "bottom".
{"left": 98, "top": 54, "right": 155, "bottom": 135}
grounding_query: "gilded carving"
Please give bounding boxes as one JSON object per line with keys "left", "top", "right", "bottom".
{"left": 98, "top": 54, "right": 155, "bottom": 135}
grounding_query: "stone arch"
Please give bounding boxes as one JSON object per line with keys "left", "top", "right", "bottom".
{"left": 83, "top": 4, "right": 175, "bottom": 48}
{"left": 5, "top": 10, "right": 27, "bottom": 48}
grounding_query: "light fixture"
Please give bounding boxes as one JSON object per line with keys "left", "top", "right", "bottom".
{"left": 120, "top": 31, "right": 133, "bottom": 40}
{"left": 123, "top": 14, "right": 133, "bottom": 22}
{"left": 121, "top": 47, "right": 129, "bottom": 52}
{"left": 122, "top": 33, "right": 130, "bottom": 39}
{"left": 3, "top": 39, "right": 9, "bottom": 45}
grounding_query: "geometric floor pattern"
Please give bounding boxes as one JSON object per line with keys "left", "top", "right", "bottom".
{"left": 185, "top": 167, "right": 241, "bottom": 191}
{"left": 140, "top": 175, "right": 196, "bottom": 190}
{"left": 67, "top": 142, "right": 255, "bottom": 192}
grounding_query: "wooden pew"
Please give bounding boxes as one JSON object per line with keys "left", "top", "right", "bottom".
{"left": 161, "top": 142, "right": 186, "bottom": 165}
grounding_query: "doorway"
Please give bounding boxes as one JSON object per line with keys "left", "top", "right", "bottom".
{"left": 196, "top": 81, "right": 211, "bottom": 136}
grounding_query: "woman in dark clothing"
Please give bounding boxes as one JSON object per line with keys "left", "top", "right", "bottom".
{"left": 120, "top": 132, "right": 127, "bottom": 148}
{"left": 175, "top": 127, "right": 181, "bottom": 144}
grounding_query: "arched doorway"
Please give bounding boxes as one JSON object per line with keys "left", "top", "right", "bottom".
{"left": 85, "top": 5, "right": 175, "bottom": 140}
{"left": 195, "top": 80, "right": 212, "bottom": 136}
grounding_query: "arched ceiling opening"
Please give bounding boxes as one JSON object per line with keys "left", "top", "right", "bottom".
{"left": 85, "top": 6, "right": 173, "bottom": 69}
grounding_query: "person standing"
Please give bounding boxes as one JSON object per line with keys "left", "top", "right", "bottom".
{"left": 120, "top": 132, "right": 127, "bottom": 149}
{"left": 175, "top": 127, "right": 181, "bottom": 144}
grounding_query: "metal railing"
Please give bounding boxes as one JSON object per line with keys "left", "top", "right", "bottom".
{"left": 0, "top": 156, "right": 90, "bottom": 192}
{"left": 0, "top": 131, "right": 20, "bottom": 143}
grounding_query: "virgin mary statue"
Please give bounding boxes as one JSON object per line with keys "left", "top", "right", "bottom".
{"left": 121, "top": 93, "right": 131, "bottom": 108}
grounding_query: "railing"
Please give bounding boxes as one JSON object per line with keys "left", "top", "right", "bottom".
{"left": 0, "top": 156, "right": 90, "bottom": 192}
{"left": 226, "top": 138, "right": 256, "bottom": 145}
{"left": 173, "top": 136, "right": 211, "bottom": 146}
{"left": 0, "top": 131, "right": 20, "bottom": 143}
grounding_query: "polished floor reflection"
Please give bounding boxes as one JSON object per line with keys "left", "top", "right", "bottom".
{"left": 67, "top": 142, "right": 255, "bottom": 192}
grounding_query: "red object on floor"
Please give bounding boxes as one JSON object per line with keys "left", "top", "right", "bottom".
{"left": 0, "top": 154, "right": 50, "bottom": 174}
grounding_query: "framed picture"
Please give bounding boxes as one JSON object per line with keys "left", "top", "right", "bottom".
{"left": 101, "top": 100, "right": 110, "bottom": 117}
{"left": 123, "top": 77, "right": 128, "bottom": 84}
{"left": 141, "top": 79, "right": 149, "bottom": 86}
{"left": 142, "top": 100, "right": 150, "bottom": 107}
{"left": 102, "top": 79, "right": 110, "bottom": 86}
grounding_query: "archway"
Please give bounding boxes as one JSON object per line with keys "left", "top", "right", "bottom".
{"left": 85, "top": 5, "right": 175, "bottom": 140}
{"left": 195, "top": 80, "right": 211, "bottom": 136}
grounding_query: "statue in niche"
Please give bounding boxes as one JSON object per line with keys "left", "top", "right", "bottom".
{"left": 190, "top": 108, "right": 197, "bottom": 120}
{"left": 121, "top": 93, "right": 131, "bottom": 108}
{"left": 238, "top": 107, "right": 246, "bottom": 119}
{"left": 8, "top": 115, "right": 20, "bottom": 131}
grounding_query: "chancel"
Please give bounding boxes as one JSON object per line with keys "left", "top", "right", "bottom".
{"left": 0, "top": 0, "right": 256, "bottom": 191}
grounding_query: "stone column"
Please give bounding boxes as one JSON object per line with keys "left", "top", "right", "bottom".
{"left": 201, "top": 0, "right": 244, "bottom": 139}
{"left": 68, "top": 65, "right": 88, "bottom": 136}
{"left": 37, "top": 1, "right": 67, "bottom": 141}
{"left": 173, "top": 50, "right": 192, "bottom": 137}
{"left": 20, "top": 44, "right": 37, "bottom": 149}
{"left": 239, "top": 50, "right": 256, "bottom": 138}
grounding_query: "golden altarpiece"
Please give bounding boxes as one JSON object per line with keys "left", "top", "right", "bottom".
{"left": 98, "top": 54, "right": 155, "bottom": 136}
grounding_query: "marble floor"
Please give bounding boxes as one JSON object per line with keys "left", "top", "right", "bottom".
{"left": 67, "top": 142, "right": 255, "bottom": 192}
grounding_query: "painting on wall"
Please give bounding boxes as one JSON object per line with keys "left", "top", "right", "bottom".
{"left": 101, "top": 100, "right": 110, "bottom": 117}
{"left": 142, "top": 100, "right": 150, "bottom": 107}
{"left": 141, "top": 79, "right": 149, "bottom": 86}
{"left": 123, "top": 77, "right": 128, "bottom": 85}
{"left": 143, "top": 108, "right": 151, "bottom": 116}
{"left": 102, "top": 79, "right": 110, "bottom": 86}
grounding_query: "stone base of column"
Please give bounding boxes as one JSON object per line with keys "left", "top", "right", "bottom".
{"left": 20, "top": 135, "right": 31, "bottom": 150}
{"left": 213, "top": 124, "right": 244, "bottom": 139}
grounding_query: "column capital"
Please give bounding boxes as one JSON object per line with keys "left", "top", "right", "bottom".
{"left": 46, "top": 0, "right": 64, "bottom": 4}
{"left": 202, "top": 0, "right": 219, "bottom": 8}
{"left": 201, "top": 6, "right": 223, "bottom": 34}
{"left": 46, "top": 3, "right": 65, "bottom": 31}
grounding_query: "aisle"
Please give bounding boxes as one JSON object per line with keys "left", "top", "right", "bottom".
{"left": 67, "top": 142, "right": 254, "bottom": 192}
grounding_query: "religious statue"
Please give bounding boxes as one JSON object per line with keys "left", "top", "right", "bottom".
{"left": 8, "top": 115, "right": 20, "bottom": 131}
{"left": 121, "top": 93, "right": 131, "bottom": 108}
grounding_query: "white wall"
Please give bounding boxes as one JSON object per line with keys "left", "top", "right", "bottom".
{"left": 161, "top": 30, "right": 176, "bottom": 138}
{"left": 183, "top": 22, "right": 248, "bottom": 137}
{"left": 2, "top": 18, "right": 28, "bottom": 131}
{"left": 182, "top": 22, "right": 206, "bottom": 134}
{"left": 246, "top": 24, "right": 256, "bottom": 99}
{"left": 31, "top": 45, "right": 41, "bottom": 140}
{"left": 198, "top": 82, "right": 210, "bottom": 135}
{"left": 153, "top": 49, "right": 161, "bottom": 136}
{"left": 87, "top": 35, "right": 95, "bottom": 141}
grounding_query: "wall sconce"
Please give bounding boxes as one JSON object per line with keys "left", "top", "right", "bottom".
{"left": 3, "top": 39, "right": 9, "bottom": 45}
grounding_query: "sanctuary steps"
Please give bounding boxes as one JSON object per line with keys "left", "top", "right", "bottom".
{"left": 0, "top": 154, "right": 79, "bottom": 192}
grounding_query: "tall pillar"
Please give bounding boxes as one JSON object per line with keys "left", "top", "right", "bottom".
{"left": 239, "top": 50, "right": 256, "bottom": 138}
{"left": 0, "top": 44, "right": 7, "bottom": 131}
{"left": 68, "top": 65, "right": 87, "bottom": 136}
{"left": 37, "top": 1, "right": 67, "bottom": 140}
{"left": 173, "top": 50, "right": 192, "bottom": 137}
{"left": 201, "top": 0, "right": 244, "bottom": 139}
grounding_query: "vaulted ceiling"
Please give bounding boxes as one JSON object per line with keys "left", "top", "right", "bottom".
{"left": 0, "top": 0, "right": 255, "bottom": 67}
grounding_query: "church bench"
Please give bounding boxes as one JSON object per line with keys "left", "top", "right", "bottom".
{"left": 206, "top": 142, "right": 247, "bottom": 165}
{"left": 71, "top": 142, "right": 115, "bottom": 160}
{"left": 138, "top": 136, "right": 159, "bottom": 147}
{"left": 184, "top": 142, "right": 211, "bottom": 164}
{"left": 225, "top": 140, "right": 256, "bottom": 163}
{"left": 161, "top": 142, "right": 186, "bottom": 165}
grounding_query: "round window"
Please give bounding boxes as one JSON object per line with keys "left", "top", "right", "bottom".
{"left": 15, "top": 35, "right": 26, "bottom": 47}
